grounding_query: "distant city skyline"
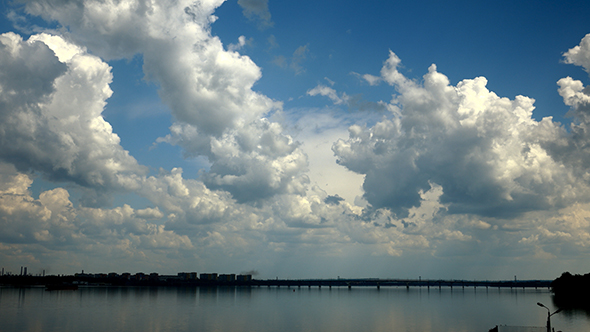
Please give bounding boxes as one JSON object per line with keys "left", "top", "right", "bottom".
{"left": 1, "top": 0, "right": 590, "bottom": 280}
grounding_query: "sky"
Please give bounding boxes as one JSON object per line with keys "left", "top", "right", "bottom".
{"left": 1, "top": 0, "right": 590, "bottom": 280}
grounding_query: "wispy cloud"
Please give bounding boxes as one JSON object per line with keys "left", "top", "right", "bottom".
{"left": 238, "top": 0, "right": 274, "bottom": 30}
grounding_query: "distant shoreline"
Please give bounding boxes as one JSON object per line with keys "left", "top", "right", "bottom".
{"left": 0, "top": 274, "right": 552, "bottom": 290}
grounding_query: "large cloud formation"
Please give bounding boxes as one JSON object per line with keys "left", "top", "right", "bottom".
{"left": 334, "top": 51, "right": 588, "bottom": 219}
{"left": 2, "top": 0, "right": 590, "bottom": 278}
{"left": 0, "top": 161, "right": 193, "bottom": 273}
{"left": 0, "top": 32, "right": 146, "bottom": 206}
{"left": 22, "top": 0, "right": 307, "bottom": 204}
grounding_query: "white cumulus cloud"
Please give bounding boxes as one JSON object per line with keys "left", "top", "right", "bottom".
{"left": 334, "top": 51, "right": 589, "bottom": 219}
{"left": 0, "top": 32, "right": 146, "bottom": 207}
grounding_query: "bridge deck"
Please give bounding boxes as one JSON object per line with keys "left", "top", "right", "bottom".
{"left": 247, "top": 279, "right": 551, "bottom": 289}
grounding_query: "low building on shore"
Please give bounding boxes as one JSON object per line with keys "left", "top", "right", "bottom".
{"left": 200, "top": 273, "right": 218, "bottom": 281}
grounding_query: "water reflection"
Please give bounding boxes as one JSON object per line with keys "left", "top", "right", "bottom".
{"left": 1, "top": 286, "right": 589, "bottom": 332}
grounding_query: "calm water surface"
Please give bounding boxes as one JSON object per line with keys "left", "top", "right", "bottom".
{"left": 1, "top": 286, "right": 589, "bottom": 332}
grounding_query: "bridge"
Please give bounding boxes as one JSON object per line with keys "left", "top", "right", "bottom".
{"left": 247, "top": 278, "right": 552, "bottom": 290}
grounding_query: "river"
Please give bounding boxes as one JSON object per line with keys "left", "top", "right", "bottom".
{"left": 1, "top": 286, "right": 589, "bottom": 331}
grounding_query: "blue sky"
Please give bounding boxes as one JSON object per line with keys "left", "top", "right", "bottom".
{"left": 2, "top": 0, "right": 590, "bottom": 280}
{"left": 209, "top": 0, "right": 588, "bottom": 117}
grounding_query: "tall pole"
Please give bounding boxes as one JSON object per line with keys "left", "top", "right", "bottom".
{"left": 537, "top": 302, "right": 561, "bottom": 332}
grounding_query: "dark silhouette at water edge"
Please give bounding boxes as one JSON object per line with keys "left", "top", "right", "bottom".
{"left": 551, "top": 272, "right": 590, "bottom": 311}
{"left": 0, "top": 272, "right": 552, "bottom": 291}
